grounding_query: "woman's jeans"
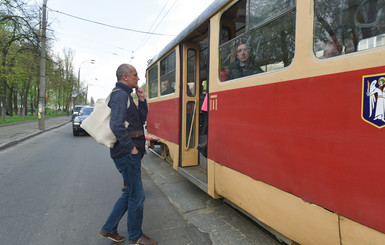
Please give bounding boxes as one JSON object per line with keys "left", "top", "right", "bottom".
{"left": 101, "top": 153, "right": 144, "bottom": 241}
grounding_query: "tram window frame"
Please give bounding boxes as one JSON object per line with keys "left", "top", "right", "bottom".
{"left": 314, "top": 0, "right": 385, "bottom": 59}
{"left": 187, "top": 49, "right": 197, "bottom": 97}
{"left": 199, "top": 37, "right": 209, "bottom": 81}
{"left": 160, "top": 50, "right": 176, "bottom": 96}
{"left": 148, "top": 64, "right": 158, "bottom": 99}
{"left": 219, "top": 0, "right": 296, "bottom": 82}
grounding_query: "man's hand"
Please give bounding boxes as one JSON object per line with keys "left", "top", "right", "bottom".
{"left": 136, "top": 87, "right": 145, "bottom": 101}
{"left": 151, "top": 136, "right": 160, "bottom": 142}
{"left": 131, "top": 146, "right": 139, "bottom": 154}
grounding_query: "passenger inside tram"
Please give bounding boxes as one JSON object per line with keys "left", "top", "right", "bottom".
{"left": 314, "top": 0, "right": 385, "bottom": 58}
{"left": 227, "top": 43, "right": 263, "bottom": 80}
{"left": 321, "top": 40, "right": 340, "bottom": 58}
{"left": 161, "top": 79, "right": 175, "bottom": 95}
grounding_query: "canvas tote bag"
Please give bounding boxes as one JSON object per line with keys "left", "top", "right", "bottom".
{"left": 80, "top": 89, "right": 129, "bottom": 148}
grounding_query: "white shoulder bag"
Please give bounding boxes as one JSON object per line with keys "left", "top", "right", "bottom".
{"left": 80, "top": 89, "right": 130, "bottom": 148}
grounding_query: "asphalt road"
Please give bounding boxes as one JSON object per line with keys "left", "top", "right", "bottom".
{"left": 0, "top": 123, "right": 282, "bottom": 245}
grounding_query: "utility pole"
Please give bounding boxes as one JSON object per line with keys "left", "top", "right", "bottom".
{"left": 38, "top": 0, "right": 47, "bottom": 130}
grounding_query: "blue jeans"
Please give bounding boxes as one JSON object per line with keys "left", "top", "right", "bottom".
{"left": 101, "top": 153, "right": 144, "bottom": 241}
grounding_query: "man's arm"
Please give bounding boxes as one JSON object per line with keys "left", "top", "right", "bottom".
{"left": 136, "top": 87, "right": 148, "bottom": 124}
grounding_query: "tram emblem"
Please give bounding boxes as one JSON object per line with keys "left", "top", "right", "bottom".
{"left": 362, "top": 73, "right": 385, "bottom": 128}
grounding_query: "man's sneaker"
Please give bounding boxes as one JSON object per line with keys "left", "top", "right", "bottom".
{"left": 129, "top": 234, "right": 156, "bottom": 245}
{"left": 99, "top": 230, "right": 125, "bottom": 243}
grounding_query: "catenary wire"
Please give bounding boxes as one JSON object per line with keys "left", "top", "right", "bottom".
{"left": 136, "top": 0, "right": 179, "bottom": 52}
{"left": 47, "top": 7, "right": 176, "bottom": 37}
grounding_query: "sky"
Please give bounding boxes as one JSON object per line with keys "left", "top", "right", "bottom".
{"left": 40, "top": 0, "right": 215, "bottom": 101}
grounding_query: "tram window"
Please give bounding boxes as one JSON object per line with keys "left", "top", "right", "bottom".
{"left": 148, "top": 65, "right": 158, "bottom": 99}
{"left": 200, "top": 47, "right": 209, "bottom": 81}
{"left": 314, "top": 0, "right": 385, "bottom": 58}
{"left": 160, "top": 51, "right": 176, "bottom": 96}
{"left": 219, "top": 0, "right": 296, "bottom": 81}
{"left": 220, "top": 27, "right": 231, "bottom": 45}
{"left": 220, "top": 0, "right": 247, "bottom": 43}
{"left": 187, "top": 49, "right": 197, "bottom": 97}
{"left": 249, "top": 0, "right": 295, "bottom": 29}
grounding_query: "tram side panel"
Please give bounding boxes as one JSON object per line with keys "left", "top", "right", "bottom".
{"left": 147, "top": 98, "right": 180, "bottom": 145}
{"left": 208, "top": 66, "right": 385, "bottom": 235}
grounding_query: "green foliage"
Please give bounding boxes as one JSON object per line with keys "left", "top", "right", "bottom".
{"left": 0, "top": 111, "right": 67, "bottom": 125}
{"left": 0, "top": 0, "right": 80, "bottom": 121}
{"left": 0, "top": 115, "right": 37, "bottom": 124}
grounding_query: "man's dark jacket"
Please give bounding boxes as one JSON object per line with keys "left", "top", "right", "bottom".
{"left": 108, "top": 82, "right": 148, "bottom": 159}
{"left": 228, "top": 59, "right": 263, "bottom": 80}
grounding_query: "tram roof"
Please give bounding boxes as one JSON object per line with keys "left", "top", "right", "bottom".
{"left": 147, "top": 0, "right": 228, "bottom": 68}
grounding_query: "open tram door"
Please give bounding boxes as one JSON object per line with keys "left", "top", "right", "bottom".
{"left": 180, "top": 43, "right": 200, "bottom": 167}
{"left": 179, "top": 43, "right": 209, "bottom": 191}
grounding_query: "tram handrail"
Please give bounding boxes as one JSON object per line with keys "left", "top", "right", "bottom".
{"left": 184, "top": 99, "right": 197, "bottom": 150}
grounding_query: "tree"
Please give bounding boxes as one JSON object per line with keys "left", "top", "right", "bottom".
{"left": 0, "top": 0, "right": 40, "bottom": 120}
{"left": 0, "top": 1, "right": 82, "bottom": 120}
{"left": 60, "top": 48, "right": 77, "bottom": 114}
{"left": 90, "top": 97, "right": 95, "bottom": 106}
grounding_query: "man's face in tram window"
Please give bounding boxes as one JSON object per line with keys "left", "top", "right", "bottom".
{"left": 236, "top": 44, "right": 251, "bottom": 64}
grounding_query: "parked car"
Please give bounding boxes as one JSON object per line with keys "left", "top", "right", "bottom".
{"left": 71, "top": 104, "right": 87, "bottom": 121}
{"left": 72, "top": 106, "right": 94, "bottom": 136}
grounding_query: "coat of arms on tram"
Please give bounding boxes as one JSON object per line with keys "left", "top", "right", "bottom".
{"left": 362, "top": 73, "right": 385, "bottom": 128}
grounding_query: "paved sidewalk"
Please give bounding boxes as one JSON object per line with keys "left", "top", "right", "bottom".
{"left": 0, "top": 116, "right": 71, "bottom": 150}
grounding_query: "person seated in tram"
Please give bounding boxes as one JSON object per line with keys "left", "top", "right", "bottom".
{"left": 320, "top": 40, "right": 340, "bottom": 58}
{"left": 320, "top": 36, "right": 343, "bottom": 58}
{"left": 161, "top": 79, "right": 175, "bottom": 95}
{"left": 228, "top": 43, "right": 263, "bottom": 80}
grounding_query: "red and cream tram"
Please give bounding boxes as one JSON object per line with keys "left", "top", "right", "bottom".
{"left": 145, "top": 0, "right": 385, "bottom": 244}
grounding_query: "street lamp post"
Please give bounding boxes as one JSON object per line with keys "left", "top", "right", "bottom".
{"left": 76, "top": 59, "right": 95, "bottom": 105}
{"left": 85, "top": 78, "right": 98, "bottom": 104}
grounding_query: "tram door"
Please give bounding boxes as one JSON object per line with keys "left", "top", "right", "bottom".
{"left": 180, "top": 44, "right": 200, "bottom": 167}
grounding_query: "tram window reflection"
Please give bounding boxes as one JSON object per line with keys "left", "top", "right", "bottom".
{"left": 249, "top": 0, "right": 295, "bottom": 30}
{"left": 187, "top": 49, "right": 197, "bottom": 97}
{"left": 160, "top": 51, "right": 176, "bottom": 96}
{"left": 148, "top": 65, "right": 158, "bottom": 99}
{"left": 314, "top": 0, "right": 385, "bottom": 59}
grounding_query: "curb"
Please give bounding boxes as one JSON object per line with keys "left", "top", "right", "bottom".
{"left": 0, "top": 121, "right": 70, "bottom": 151}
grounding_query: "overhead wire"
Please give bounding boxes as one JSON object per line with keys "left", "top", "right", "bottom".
{"left": 47, "top": 7, "right": 176, "bottom": 37}
{"left": 45, "top": 5, "right": 178, "bottom": 59}
{"left": 53, "top": 34, "right": 128, "bottom": 57}
{"left": 135, "top": 0, "right": 179, "bottom": 52}
{"left": 136, "top": 0, "right": 173, "bottom": 51}
{"left": 53, "top": 28, "right": 129, "bottom": 52}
